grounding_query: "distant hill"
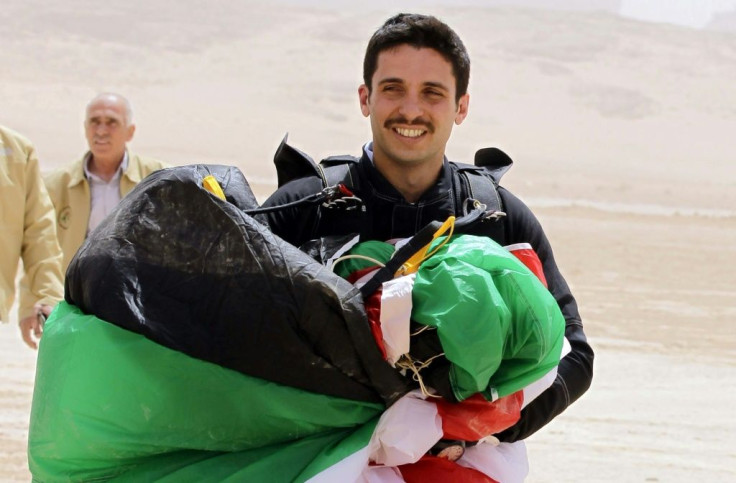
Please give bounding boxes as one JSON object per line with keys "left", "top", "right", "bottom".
{"left": 707, "top": 9, "right": 736, "bottom": 32}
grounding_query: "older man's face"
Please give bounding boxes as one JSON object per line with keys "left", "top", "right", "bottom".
{"left": 84, "top": 96, "right": 135, "bottom": 166}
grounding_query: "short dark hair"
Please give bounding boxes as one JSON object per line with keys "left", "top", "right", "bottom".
{"left": 362, "top": 13, "right": 470, "bottom": 102}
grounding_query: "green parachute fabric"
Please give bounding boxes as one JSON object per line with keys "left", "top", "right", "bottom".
{"left": 29, "top": 302, "right": 382, "bottom": 481}
{"left": 334, "top": 234, "right": 565, "bottom": 402}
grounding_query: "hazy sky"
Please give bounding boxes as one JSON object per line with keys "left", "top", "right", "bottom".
{"left": 274, "top": 0, "right": 736, "bottom": 29}
{"left": 620, "top": 0, "right": 736, "bottom": 28}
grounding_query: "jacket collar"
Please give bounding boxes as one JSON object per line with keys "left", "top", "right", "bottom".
{"left": 68, "top": 150, "right": 140, "bottom": 188}
{"left": 359, "top": 144, "right": 453, "bottom": 204}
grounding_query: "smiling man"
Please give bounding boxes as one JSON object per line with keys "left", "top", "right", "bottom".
{"left": 360, "top": 44, "right": 468, "bottom": 202}
{"left": 42, "top": 93, "right": 168, "bottom": 273}
{"left": 263, "top": 12, "right": 593, "bottom": 451}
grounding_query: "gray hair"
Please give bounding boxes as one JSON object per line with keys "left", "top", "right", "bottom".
{"left": 86, "top": 92, "right": 134, "bottom": 126}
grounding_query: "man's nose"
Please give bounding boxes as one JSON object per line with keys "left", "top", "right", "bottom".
{"left": 398, "top": 94, "right": 424, "bottom": 121}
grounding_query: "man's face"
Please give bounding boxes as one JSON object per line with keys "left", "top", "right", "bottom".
{"left": 84, "top": 96, "right": 135, "bottom": 165}
{"left": 359, "top": 44, "right": 469, "bottom": 172}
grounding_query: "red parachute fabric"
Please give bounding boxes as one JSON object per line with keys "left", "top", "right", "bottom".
{"left": 436, "top": 391, "right": 523, "bottom": 441}
{"left": 506, "top": 243, "right": 547, "bottom": 288}
{"left": 399, "top": 455, "right": 498, "bottom": 483}
{"left": 346, "top": 266, "right": 386, "bottom": 359}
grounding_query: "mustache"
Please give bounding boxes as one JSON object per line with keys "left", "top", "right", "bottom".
{"left": 384, "top": 117, "right": 434, "bottom": 133}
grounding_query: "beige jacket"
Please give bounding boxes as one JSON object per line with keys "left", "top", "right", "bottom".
{"left": 0, "top": 125, "right": 64, "bottom": 323}
{"left": 43, "top": 152, "right": 169, "bottom": 273}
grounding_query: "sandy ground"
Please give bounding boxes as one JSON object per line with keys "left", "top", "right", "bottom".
{"left": 2, "top": 1, "right": 735, "bottom": 481}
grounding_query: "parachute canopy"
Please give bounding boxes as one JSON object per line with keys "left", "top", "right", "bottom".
{"left": 29, "top": 164, "right": 564, "bottom": 481}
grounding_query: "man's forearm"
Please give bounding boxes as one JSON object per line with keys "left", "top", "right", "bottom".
{"left": 496, "top": 328, "right": 594, "bottom": 442}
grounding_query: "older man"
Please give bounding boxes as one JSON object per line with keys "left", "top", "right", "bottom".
{"left": 43, "top": 93, "right": 168, "bottom": 272}
{"left": 1, "top": 124, "right": 64, "bottom": 349}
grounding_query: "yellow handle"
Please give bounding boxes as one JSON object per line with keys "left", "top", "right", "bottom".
{"left": 395, "top": 216, "right": 455, "bottom": 276}
{"left": 202, "top": 175, "right": 226, "bottom": 200}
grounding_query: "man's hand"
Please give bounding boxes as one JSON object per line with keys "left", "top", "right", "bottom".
{"left": 19, "top": 303, "right": 52, "bottom": 350}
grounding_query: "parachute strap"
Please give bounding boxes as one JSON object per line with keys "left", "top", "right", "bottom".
{"left": 358, "top": 207, "right": 487, "bottom": 299}
{"left": 317, "top": 158, "right": 357, "bottom": 190}
{"left": 459, "top": 168, "right": 502, "bottom": 215}
{"left": 451, "top": 162, "right": 507, "bottom": 242}
{"left": 202, "top": 175, "right": 226, "bottom": 200}
{"left": 395, "top": 216, "right": 455, "bottom": 277}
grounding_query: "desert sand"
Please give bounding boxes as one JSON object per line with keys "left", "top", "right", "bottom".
{"left": 1, "top": 1, "right": 735, "bottom": 481}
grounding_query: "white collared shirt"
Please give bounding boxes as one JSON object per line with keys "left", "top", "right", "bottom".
{"left": 364, "top": 142, "right": 374, "bottom": 163}
{"left": 84, "top": 152, "right": 129, "bottom": 235}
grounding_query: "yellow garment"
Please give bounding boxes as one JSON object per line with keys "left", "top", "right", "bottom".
{"left": 43, "top": 152, "right": 168, "bottom": 273}
{"left": 0, "top": 125, "right": 63, "bottom": 323}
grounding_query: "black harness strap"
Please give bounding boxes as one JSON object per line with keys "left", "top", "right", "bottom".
{"left": 318, "top": 155, "right": 360, "bottom": 191}
{"left": 457, "top": 165, "right": 502, "bottom": 214}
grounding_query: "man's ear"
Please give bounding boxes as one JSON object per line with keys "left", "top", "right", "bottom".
{"left": 126, "top": 123, "right": 136, "bottom": 142}
{"left": 455, "top": 93, "right": 470, "bottom": 125}
{"left": 358, "top": 84, "right": 371, "bottom": 118}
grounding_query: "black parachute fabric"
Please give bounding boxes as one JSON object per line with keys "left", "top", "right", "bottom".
{"left": 64, "top": 164, "right": 409, "bottom": 404}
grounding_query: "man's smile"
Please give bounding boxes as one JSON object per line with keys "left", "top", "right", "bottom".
{"left": 386, "top": 117, "right": 434, "bottom": 140}
{"left": 394, "top": 127, "right": 426, "bottom": 138}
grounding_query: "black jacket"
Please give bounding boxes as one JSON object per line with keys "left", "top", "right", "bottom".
{"left": 263, "top": 149, "right": 594, "bottom": 443}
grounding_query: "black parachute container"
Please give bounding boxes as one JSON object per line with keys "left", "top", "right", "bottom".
{"left": 64, "top": 164, "right": 408, "bottom": 404}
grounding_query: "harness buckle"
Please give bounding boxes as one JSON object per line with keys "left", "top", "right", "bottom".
{"left": 483, "top": 210, "right": 506, "bottom": 221}
{"left": 321, "top": 184, "right": 364, "bottom": 211}
{"left": 463, "top": 198, "right": 506, "bottom": 222}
